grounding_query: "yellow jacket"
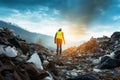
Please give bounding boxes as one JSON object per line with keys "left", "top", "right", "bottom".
{"left": 56, "top": 31, "right": 63, "bottom": 39}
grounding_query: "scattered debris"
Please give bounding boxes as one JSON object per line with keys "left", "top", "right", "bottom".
{"left": 1, "top": 28, "right": 120, "bottom": 80}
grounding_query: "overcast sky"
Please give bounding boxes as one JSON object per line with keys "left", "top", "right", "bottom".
{"left": 0, "top": 0, "right": 120, "bottom": 42}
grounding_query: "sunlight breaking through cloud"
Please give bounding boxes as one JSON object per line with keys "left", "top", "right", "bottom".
{"left": 1, "top": 0, "right": 120, "bottom": 44}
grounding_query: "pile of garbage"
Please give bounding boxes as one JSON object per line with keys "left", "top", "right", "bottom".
{"left": 62, "top": 32, "right": 120, "bottom": 80}
{"left": 0, "top": 28, "right": 57, "bottom": 80}
{"left": 63, "top": 37, "right": 99, "bottom": 57}
{"left": 1, "top": 27, "right": 120, "bottom": 80}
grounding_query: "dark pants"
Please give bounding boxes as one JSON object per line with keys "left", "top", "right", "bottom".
{"left": 56, "top": 39, "right": 62, "bottom": 55}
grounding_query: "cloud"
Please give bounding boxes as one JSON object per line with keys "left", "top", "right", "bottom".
{"left": 88, "top": 25, "right": 120, "bottom": 38}
{"left": 0, "top": 0, "right": 120, "bottom": 43}
{"left": 0, "top": 6, "right": 61, "bottom": 33}
{"left": 0, "top": 0, "right": 114, "bottom": 25}
{"left": 0, "top": 7, "right": 18, "bottom": 17}
{"left": 0, "top": 6, "right": 88, "bottom": 43}
{"left": 113, "top": 16, "right": 120, "bottom": 21}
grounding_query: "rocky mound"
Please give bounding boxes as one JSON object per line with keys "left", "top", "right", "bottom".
{"left": 1, "top": 27, "right": 120, "bottom": 80}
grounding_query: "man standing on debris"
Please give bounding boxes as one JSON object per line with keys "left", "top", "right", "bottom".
{"left": 54, "top": 28, "right": 65, "bottom": 55}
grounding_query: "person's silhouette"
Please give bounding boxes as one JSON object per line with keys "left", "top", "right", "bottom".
{"left": 54, "top": 28, "right": 65, "bottom": 55}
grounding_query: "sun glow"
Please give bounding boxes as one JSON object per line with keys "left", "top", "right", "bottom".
{"left": 63, "top": 24, "right": 87, "bottom": 43}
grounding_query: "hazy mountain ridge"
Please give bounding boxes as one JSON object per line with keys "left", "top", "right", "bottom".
{"left": 0, "top": 20, "right": 55, "bottom": 49}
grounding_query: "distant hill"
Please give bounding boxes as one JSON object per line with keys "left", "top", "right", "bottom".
{"left": 0, "top": 20, "right": 55, "bottom": 50}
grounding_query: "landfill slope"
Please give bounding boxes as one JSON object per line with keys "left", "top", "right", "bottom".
{"left": 1, "top": 28, "right": 120, "bottom": 80}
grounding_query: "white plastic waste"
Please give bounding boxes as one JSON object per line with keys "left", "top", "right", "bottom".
{"left": 43, "top": 77, "right": 53, "bottom": 80}
{"left": 109, "top": 52, "right": 115, "bottom": 58}
{"left": 43, "top": 60, "right": 49, "bottom": 66}
{"left": 92, "top": 59, "right": 100, "bottom": 65}
{"left": 4, "top": 46, "right": 18, "bottom": 57}
{"left": 27, "top": 53, "right": 43, "bottom": 70}
{"left": 0, "top": 45, "right": 17, "bottom": 57}
{"left": 0, "top": 45, "right": 5, "bottom": 54}
{"left": 93, "top": 68, "right": 102, "bottom": 73}
{"left": 43, "top": 71, "right": 53, "bottom": 80}
{"left": 66, "top": 71, "right": 78, "bottom": 77}
{"left": 99, "top": 52, "right": 115, "bottom": 61}
{"left": 70, "top": 71, "right": 78, "bottom": 77}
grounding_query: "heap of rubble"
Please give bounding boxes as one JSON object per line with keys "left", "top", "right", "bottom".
{"left": 61, "top": 32, "right": 120, "bottom": 80}
{"left": 1, "top": 27, "right": 120, "bottom": 80}
{"left": 0, "top": 28, "right": 56, "bottom": 80}
{"left": 63, "top": 37, "right": 99, "bottom": 57}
